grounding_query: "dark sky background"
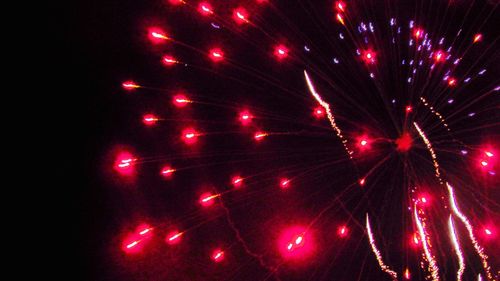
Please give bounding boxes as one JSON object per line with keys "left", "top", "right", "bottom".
{"left": 69, "top": 0, "right": 499, "bottom": 280}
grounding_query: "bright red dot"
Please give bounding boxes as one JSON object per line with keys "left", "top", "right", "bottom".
{"left": 334, "top": 1, "right": 346, "bottom": 12}
{"left": 136, "top": 223, "right": 154, "bottom": 238}
{"left": 254, "top": 131, "right": 267, "bottom": 141}
{"left": 162, "top": 55, "right": 178, "bottom": 66}
{"left": 165, "top": 230, "right": 183, "bottom": 245}
{"left": 211, "top": 249, "right": 225, "bottom": 262}
{"left": 405, "top": 105, "right": 413, "bottom": 113}
{"left": 168, "top": 0, "right": 185, "bottom": 5}
{"left": 148, "top": 27, "right": 169, "bottom": 44}
{"left": 273, "top": 44, "right": 289, "bottom": 60}
{"left": 233, "top": 7, "right": 249, "bottom": 24}
{"left": 142, "top": 114, "right": 159, "bottom": 126}
{"left": 122, "top": 80, "right": 139, "bottom": 90}
{"left": 114, "top": 151, "right": 137, "bottom": 175}
{"left": 278, "top": 226, "right": 314, "bottom": 260}
{"left": 362, "top": 49, "right": 376, "bottom": 64}
{"left": 122, "top": 223, "right": 153, "bottom": 254}
{"left": 473, "top": 33, "right": 482, "bottom": 43}
{"left": 485, "top": 228, "right": 492, "bottom": 235}
{"left": 209, "top": 48, "right": 224, "bottom": 62}
{"left": 173, "top": 94, "right": 191, "bottom": 107}
{"left": 396, "top": 132, "right": 412, "bottom": 152}
{"left": 198, "top": 2, "right": 213, "bottom": 15}
{"left": 313, "top": 106, "right": 325, "bottom": 119}
{"left": 182, "top": 128, "right": 199, "bottom": 145}
{"left": 413, "top": 28, "right": 424, "bottom": 40}
{"left": 280, "top": 178, "right": 290, "bottom": 189}
{"left": 199, "top": 192, "right": 218, "bottom": 207}
{"left": 337, "top": 225, "right": 348, "bottom": 237}
{"left": 411, "top": 233, "right": 420, "bottom": 247}
{"left": 481, "top": 160, "right": 488, "bottom": 167}
{"left": 434, "top": 50, "right": 445, "bottom": 63}
{"left": 160, "top": 165, "right": 175, "bottom": 178}
{"left": 239, "top": 110, "right": 253, "bottom": 125}
{"left": 447, "top": 77, "right": 457, "bottom": 87}
{"left": 231, "top": 176, "right": 244, "bottom": 188}
{"left": 359, "top": 178, "right": 366, "bottom": 186}
{"left": 404, "top": 268, "right": 411, "bottom": 279}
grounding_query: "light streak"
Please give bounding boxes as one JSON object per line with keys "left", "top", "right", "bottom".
{"left": 448, "top": 216, "right": 465, "bottom": 281}
{"left": 414, "top": 206, "right": 440, "bottom": 281}
{"left": 304, "top": 70, "right": 353, "bottom": 158}
{"left": 414, "top": 122, "right": 443, "bottom": 184}
{"left": 420, "top": 97, "right": 450, "bottom": 131}
{"left": 366, "top": 214, "right": 398, "bottom": 280}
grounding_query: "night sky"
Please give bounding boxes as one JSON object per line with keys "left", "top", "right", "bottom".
{"left": 71, "top": 0, "right": 500, "bottom": 280}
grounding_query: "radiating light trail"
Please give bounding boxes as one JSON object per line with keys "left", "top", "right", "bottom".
{"left": 449, "top": 216, "right": 465, "bottom": 281}
{"left": 420, "top": 97, "right": 450, "bottom": 131}
{"left": 414, "top": 205, "right": 440, "bottom": 281}
{"left": 414, "top": 122, "right": 443, "bottom": 184}
{"left": 365, "top": 214, "right": 398, "bottom": 281}
{"left": 304, "top": 70, "right": 353, "bottom": 158}
{"left": 447, "top": 183, "right": 495, "bottom": 281}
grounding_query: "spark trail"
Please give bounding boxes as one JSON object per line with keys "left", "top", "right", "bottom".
{"left": 448, "top": 215, "right": 465, "bottom": 281}
{"left": 365, "top": 214, "right": 398, "bottom": 281}
{"left": 414, "top": 205, "right": 440, "bottom": 281}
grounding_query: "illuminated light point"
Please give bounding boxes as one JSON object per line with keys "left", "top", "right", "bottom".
{"left": 142, "top": 114, "right": 159, "bottom": 126}
{"left": 233, "top": 7, "right": 249, "bottom": 25}
{"left": 173, "top": 94, "right": 191, "bottom": 108}
{"left": 209, "top": 48, "right": 224, "bottom": 62}
{"left": 359, "top": 178, "right": 365, "bottom": 186}
{"left": 181, "top": 128, "right": 199, "bottom": 145}
{"left": 211, "top": 249, "right": 225, "bottom": 262}
{"left": 160, "top": 165, "right": 175, "bottom": 178}
{"left": 481, "top": 161, "right": 488, "bottom": 167}
{"left": 313, "top": 106, "right": 325, "bottom": 119}
{"left": 114, "top": 151, "right": 137, "bottom": 175}
{"left": 168, "top": 0, "right": 185, "bottom": 5}
{"left": 198, "top": 2, "right": 214, "bottom": 15}
{"left": 334, "top": 1, "right": 346, "bottom": 12}
{"left": 148, "top": 27, "right": 170, "bottom": 44}
{"left": 485, "top": 151, "right": 494, "bottom": 158}
{"left": 411, "top": 233, "right": 420, "bottom": 246}
{"left": 473, "top": 33, "right": 482, "bottom": 43}
{"left": 165, "top": 230, "right": 183, "bottom": 245}
{"left": 336, "top": 13, "right": 345, "bottom": 25}
{"left": 199, "top": 192, "right": 219, "bottom": 207}
{"left": 231, "top": 176, "right": 244, "bottom": 188}
{"left": 338, "top": 225, "right": 348, "bottom": 237}
{"left": 405, "top": 105, "right": 413, "bottom": 113}
{"left": 447, "top": 77, "right": 457, "bottom": 87}
{"left": 239, "top": 110, "right": 253, "bottom": 125}
{"left": 254, "top": 131, "right": 268, "bottom": 141}
{"left": 404, "top": 268, "right": 411, "bottom": 279}
{"left": 280, "top": 178, "right": 291, "bottom": 189}
{"left": 122, "top": 81, "right": 140, "bottom": 90}
{"left": 434, "top": 50, "right": 445, "bottom": 63}
{"left": 413, "top": 28, "right": 424, "bottom": 40}
{"left": 278, "top": 226, "right": 313, "bottom": 259}
{"left": 484, "top": 228, "right": 492, "bottom": 236}
{"left": 274, "top": 44, "right": 289, "bottom": 60}
{"left": 162, "top": 55, "right": 178, "bottom": 66}
{"left": 362, "top": 50, "right": 376, "bottom": 64}
{"left": 396, "top": 132, "right": 412, "bottom": 152}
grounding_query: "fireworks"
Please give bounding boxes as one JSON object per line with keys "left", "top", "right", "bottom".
{"left": 91, "top": 0, "right": 500, "bottom": 280}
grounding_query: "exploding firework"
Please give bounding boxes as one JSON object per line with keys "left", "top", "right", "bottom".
{"left": 90, "top": 0, "right": 500, "bottom": 280}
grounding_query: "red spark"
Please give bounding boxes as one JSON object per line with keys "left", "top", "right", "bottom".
{"left": 362, "top": 49, "right": 376, "bottom": 64}
{"left": 413, "top": 28, "right": 424, "bottom": 40}
{"left": 114, "top": 151, "right": 137, "bottom": 176}
{"left": 434, "top": 50, "right": 446, "bottom": 63}
{"left": 404, "top": 268, "right": 411, "bottom": 279}
{"left": 280, "top": 178, "right": 291, "bottom": 189}
{"left": 168, "top": 0, "right": 185, "bottom": 5}
{"left": 357, "top": 135, "right": 371, "bottom": 151}
{"left": 254, "top": 131, "right": 267, "bottom": 141}
{"left": 122, "top": 223, "right": 153, "bottom": 254}
{"left": 273, "top": 44, "right": 289, "bottom": 60}
{"left": 209, "top": 48, "right": 224, "bottom": 62}
{"left": 148, "top": 27, "right": 169, "bottom": 44}
{"left": 173, "top": 93, "right": 191, "bottom": 107}
{"left": 336, "top": 13, "right": 345, "bottom": 25}
{"left": 410, "top": 233, "right": 420, "bottom": 247}
{"left": 198, "top": 2, "right": 213, "bottom": 16}
{"left": 211, "top": 249, "right": 225, "bottom": 262}
{"left": 359, "top": 178, "right": 366, "bottom": 186}
{"left": 405, "top": 105, "right": 413, "bottom": 114}
{"left": 165, "top": 230, "right": 183, "bottom": 245}
{"left": 278, "top": 226, "right": 314, "bottom": 260}
{"left": 233, "top": 7, "right": 249, "bottom": 25}
{"left": 122, "top": 80, "right": 139, "bottom": 90}
{"left": 239, "top": 110, "right": 253, "bottom": 125}
{"left": 162, "top": 55, "right": 178, "bottom": 66}
{"left": 396, "top": 132, "right": 412, "bottom": 152}
{"left": 199, "top": 192, "right": 218, "bottom": 207}
{"left": 337, "top": 225, "right": 348, "bottom": 237}
{"left": 447, "top": 77, "right": 457, "bottom": 87}
{"left": 334, "top": 1, "right": 346, "bottom": 12}
{"left": 182, "top": 128, "right": 199, "bottom": 145}
{"left": 142, "top": 113, "right": 159, "bottom": 126}
{"left": 473, "top": 33, "right": 482, "bottom": 43}
{"left": 160, "top": 165, "right": 175, "bottom": 178}
{"left": 231, "top": 176, "right": 244, "bottom": 188}
{"left": 313, "top": 106, "right": 325, "bottom": 119}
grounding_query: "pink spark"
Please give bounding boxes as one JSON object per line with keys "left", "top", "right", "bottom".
{"left": 254, "top": 131, "right": 267, "bottom": 141}
{"left": 173, "top": 94, "right": 191, "bottom": 107}
{"left": 233, "top": 7, "right": 249, "bottom": 24}
{"left": 239, "top": 110, "right": 253, "bottom": 125}
{"left": 182, "top": 128, "right": 199, "bottom": 145}
{"left": 160, "top": 165, "right": 175, "bottom": 178}
{"left": 199, "top": 192, "right": 219, "bottom": 207}
{"left": 165, "top": 230, "right": 183, "bottom": 245}
{"left": 274, "top": 44, "right": 289, "bottom": 60}
{"left": 313, "top": 106, "right": 325, "bottom": 118}
{"left": 198, "top": 2, "right": 213, "bottom": 15}
{"left": 211, "top": 249, "right": 225, "bottom": 262}
{"left": 334, "top": 1, "right": 346, "bottom": 12}
{"left": 209, "top": 48, "right": 224, "bottom": 62}
{"left": 162, "top": 55, "right": 178, "bottom": 66}
{"left": 148, "top": 27, "right": 169, "bottom": 44}
{"left": 114, "top": 151, "right": 137, "bottom": 175}
{"left": 142, "top": 113, "right": 158, "bottom": 126}
{"left": 122, "top": 80, "right": 140, "bottom": 90}
{"left": 473, "top": 33, "right": 482, "bottom": 43}
{"left": 280, "top": 178, "right": 290, "bottom": 189}
{"left": 231, "top": 176, "right": 244, "bottom": 188}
